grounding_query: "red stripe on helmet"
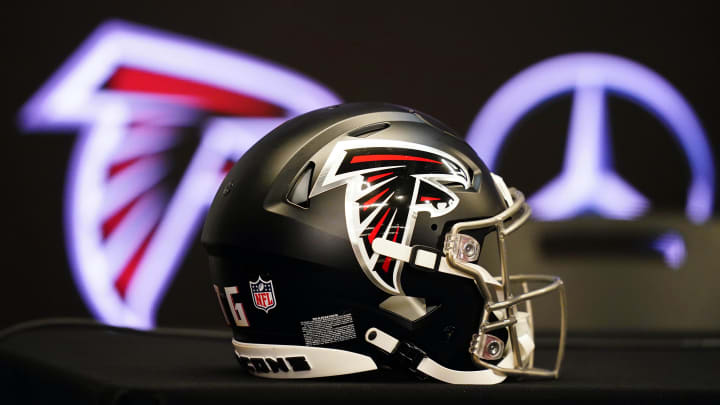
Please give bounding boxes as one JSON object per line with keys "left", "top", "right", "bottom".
{"left": 366, "top": 172, "right": 394, "bottom": 183}
{"left": 368, "top": 208, "right": 391, "bottom": 245}
{"left": 381, "top": 225, "right": 401, "bottom": 272}
{"left": 362, "top": 188, "right": 390, "bottom": 211}
{"left": 350, "top": 154, "right": 441, "bottom": 164}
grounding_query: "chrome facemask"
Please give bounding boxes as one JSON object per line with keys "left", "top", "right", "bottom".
{"left": 444, "top": 187, "right": 567, "bottom": 379}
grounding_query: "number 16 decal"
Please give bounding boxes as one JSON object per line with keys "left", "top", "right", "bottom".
{"left": 213, "top": 284, "right": 250, "bottom": 327}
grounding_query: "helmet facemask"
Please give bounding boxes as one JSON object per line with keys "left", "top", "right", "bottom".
{"left": 444, "top": 187, "right": 567, "bottom": 379}
{"left": 372, "top": 185, "right": 567, "bottom": 383}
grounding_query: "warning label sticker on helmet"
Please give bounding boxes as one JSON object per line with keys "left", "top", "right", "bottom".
{"left": 300, "top": 313, "right": 357, "bottom": 346}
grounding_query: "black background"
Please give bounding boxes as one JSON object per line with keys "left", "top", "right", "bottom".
{"left": 3, "top": 1, "right": 718, "bottom": 331}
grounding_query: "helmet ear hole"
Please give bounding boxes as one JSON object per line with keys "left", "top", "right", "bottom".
{"left": 287, "top": 162, "right": 314, "bottom": 208}
{"left": 431, "top": 224, "right": 438, "bottom": 231}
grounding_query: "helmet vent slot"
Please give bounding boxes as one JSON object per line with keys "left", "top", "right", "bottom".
{"left": 347, "top": 122, "right": 390, "bottom": 137}
{"left": 287, "top": 162, "right": 314, "bottom": 208}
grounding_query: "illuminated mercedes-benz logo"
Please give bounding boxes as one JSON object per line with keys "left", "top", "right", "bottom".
{"left": 466, "top": 53, "right": 714, "bottom": 225}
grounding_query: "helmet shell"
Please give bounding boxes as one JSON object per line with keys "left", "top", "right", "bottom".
{"left": 202, "top": 102, "right": 509, "bottom": 372}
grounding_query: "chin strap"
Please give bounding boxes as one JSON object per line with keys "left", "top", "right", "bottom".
{"left": 364, "top": 327, "right": 515, "bottom": 385}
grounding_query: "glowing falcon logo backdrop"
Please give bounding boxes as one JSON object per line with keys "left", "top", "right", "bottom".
{"left": 18, "top": 17, "right": 714, "bottom": 330}
{"left": 18, "top": 20, "right": 340, "bottom": 329}
{"left": 310, "top": 140, "right": 471, "bottom": 294}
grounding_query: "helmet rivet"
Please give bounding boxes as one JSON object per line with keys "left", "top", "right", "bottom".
{"left": 442, "top": 325, "right": 455, "bottom": 341}
{"left": 222, "top": 181, "right": 234, "bottom": 196}
{"left": 487, "top": 341, "right": 501, "bottom": 356}
{"left": 368, "top": 331, "right": 377, "bottom": 341}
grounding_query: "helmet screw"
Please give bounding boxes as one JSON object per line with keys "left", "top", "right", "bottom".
{"left": 222, "top": 181, "right": 234, "bottom": 196}
{"left": 368, "top": 331, "right": 377, "bottom": 340}
{"left": 463, "top": 242, "right": 476, "bottom": 256}
{"left": 487, "top": 341, "right": 501, "bottom": 356}
{"left": 442, "top": 325, "right": 455, "bottom": 342}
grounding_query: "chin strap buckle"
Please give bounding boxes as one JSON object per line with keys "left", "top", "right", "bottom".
{"left": 394, "top": 341, "right": 428, "bottom": 378}
{"left": 365, "top": 327, "right": 428, "bottom": 379}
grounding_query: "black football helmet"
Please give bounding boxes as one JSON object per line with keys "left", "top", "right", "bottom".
{"left": 201, "top": 102, "right": 566, "bottom": 384}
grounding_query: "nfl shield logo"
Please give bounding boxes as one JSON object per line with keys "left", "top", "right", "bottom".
{"left": 249, "top": 277, "right": 277, "bottom": 313}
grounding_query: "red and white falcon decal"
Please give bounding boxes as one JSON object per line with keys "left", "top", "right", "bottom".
{"left": 310, "top": 140, "right": 471, "bottom": 294}
{"left": 19, "top": 20, "right": 340, "bottom": 328}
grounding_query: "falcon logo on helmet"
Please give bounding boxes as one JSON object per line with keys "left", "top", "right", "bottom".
{"left": 310, "top": 139, "right": 471, "bottom": 294}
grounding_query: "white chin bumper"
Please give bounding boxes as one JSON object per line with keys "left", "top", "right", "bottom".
{"left": 232, "top": 339, "right": 377, "bottom": 379}
{"left": 232, "top": 313, "right": 535, "bottom": 385}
